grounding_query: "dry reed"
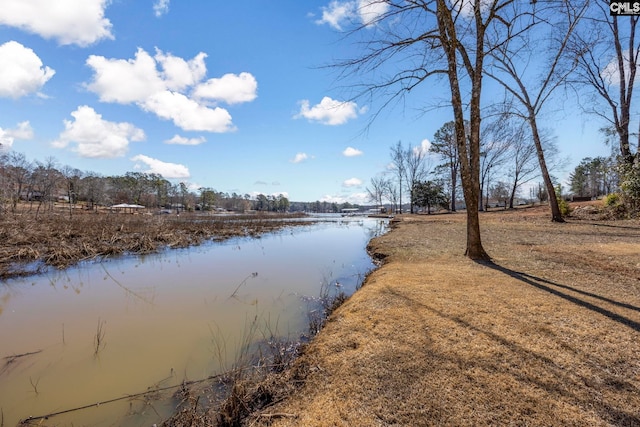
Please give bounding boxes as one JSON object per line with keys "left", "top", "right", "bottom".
{"left": 0, "top": 209, "right": 309, "bottom": 280}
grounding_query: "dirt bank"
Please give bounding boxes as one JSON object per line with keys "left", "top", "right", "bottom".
{"left": 241, "top": 204, "right": 640, "bottom": 426}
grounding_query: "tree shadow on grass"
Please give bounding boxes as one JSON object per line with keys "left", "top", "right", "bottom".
{"left": 379, "top": 284, "right": 640, "bottom": 426}
{"left": 477, "top": 260, "right": 640, "bottom": 332}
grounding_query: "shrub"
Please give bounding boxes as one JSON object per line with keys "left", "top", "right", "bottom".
{"left": 603, "top": 193, "right": 621, "bottom": 207}
{"left": 555, "top": 185, "right": 572, "bottom": 217}
{"left": 619, "top": 160, "right": 640, "bottom": 215}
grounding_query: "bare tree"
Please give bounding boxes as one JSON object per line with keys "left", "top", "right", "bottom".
{"left": 60, "top": 165, "right": 83, "bottom": 217}
{"left": 81, "top": 172, "right": 107, "bottom": 210}
{"left": 333, "top": 0, "right": 554, "bottom": 258}
{"left": 485, "top": 1, "right": 588, "bottom": 221}
{"left": 367, "top": 175, "right": 390, "bottom": 211}
{"left": 405, "top": 142, "right": 431, "bottom": 213}
{"left": 0, "top": 151, "right": 8, "bottom": 215}
{"left": 389, "top": 141, "right": 406, "bottom": 213}
{"left": 431, "top": 121, "right": 460, "bottom": 212}
{"left": 32, "top": 157, "right": 61, "bottom": 218}
{"left": 479, "top": 118, "right": 510, "bottom": 211}
{"left": 3, "top": 151, "right": 33, "bottom": 213}
{"left": 572, "top": 0, "right": 639, "bottom": 164}
{"left": 506, "top": 124, "right": 538, "bottom": 208}
{"left": 383, "top": 177, "right": 399, "bottom": 214}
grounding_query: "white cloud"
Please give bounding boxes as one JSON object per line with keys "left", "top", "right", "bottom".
{"left": 194, "top": 72, "right": 258, "bottom": 105}
{"left": 316, "top": 0, "right": 356, "bottom": 30}
{"left": 358, "top": 0, "right": 389, "bottom": 26}
{"left": 291, "top": 152, "right": 310, "bottom": 163}
{"left": 155, "top": 49, "right": 207, "bottom": 92}
{"left": 143, "top": 90, "right": 235, "bottom": 132}
{"left": 0, "top": 121, "right": 34, "bottom": 149}
{"left": 0, "top": 0, "right": 113, "bottom": 46}
{"left": 316, "top": 0, "right": 388, "bottom": 30}
{"left": 414, "top": 139, "right": 431, "bottom": 156}
{"left": 343, "top": 146, "right": 363, "bottom": 157}
{"left": 295, "top": 96, "right": 360, "bottom": 125}
{"left": 601, "top": 53, "right": 636, "bottom": 87}
{"left": 447, "top": 0, "right": 492, "bottom": 18}
{"left": 53, "top": 106, "right": 145, "bottom": 158}
{"left": 131, "top": 154, "right": 190, "bottom": 179}
{"left": 343, "top": 177, "right": 363, "bottom": 187}
{"left": 0, "top": 41, "right": 55, "bottom": 99}
{"left": 165, "top": 134, "right": 206, "bottom": 146}
{"left": 153, "top": 0, "right": 170, "bottom": 17}
{"left": 85, "top": 48, "right": 255, "bottom": 133}
{"left": 86, "top": 49, "right": 166, "bottom": 104}
{"left": 320, "top": 192, "right": 369, "bottom": 205}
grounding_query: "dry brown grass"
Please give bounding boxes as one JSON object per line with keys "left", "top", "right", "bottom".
{"left": 239, "top": 204, "right": 640, "bottom": 426}
{"left": 0, "top": 208, "right": 309, "bottom": 279}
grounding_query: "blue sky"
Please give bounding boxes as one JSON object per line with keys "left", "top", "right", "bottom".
{"left": 0, "top": 0, "right": 611, "bottom": 204}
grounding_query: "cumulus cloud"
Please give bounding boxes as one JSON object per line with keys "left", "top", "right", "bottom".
{"left": 316, "top": 0, "right": 388, "bottom": 30}
{"left": 414, "top": 139, "right": 431, "bottom": 156}
{"left": 343, "top": 146, "right": 363, "bottom": 157}
{"left": 86, "top": 49, "right": 168, "bottom": 104}
{"left": 342, "top": 177, "right": 363, "bottom": 187}
{"left": 447, "top": 0, "right": 493, "bottom": 18}
{"left": 154, "top": 0, "right": 170, "bottom": 17}
{"left": 601, "top": 53, "right": 635, "bottom": 87}
{"left": 156, "top": 50, "right": 207, "bottom": 91}
{"left": 0, "top": 41, "right": 55, "bottom": 99}
{"left": 359, "top": 0, "right": 389, "bottom": 25}
{"left": 131, "top": 154, "right": 190, "bottom": 179}
{"left": 290, "top": 152, "right": 310, "bottom": 163}
{"left": 295, "top": 97, "right": 361, "bottom": 125}
{"left": 0, "top": 0, "right": 113, "bottom": 46}
{"left": 194, "top": 72, "right": 258, "bottom": 105}
{"left": 320, "top": 192, "right": 369, "bottom": 205}
{"left": 143, "top": 91, "right": 235, "bottom": 132}
{"left": 0, "top": 121, "right": 34, "bottom": 149}
{"left": 85, "top": 47, "right": 257, "bottom": 132}
{"left": 165, "top": 134, "right": 206, "bottom": 146}
{"left": 53, "top": 106, "right": 145, "bottom": 158}
{"left": 316, "top": 0, "right": 356, "bottom": 30}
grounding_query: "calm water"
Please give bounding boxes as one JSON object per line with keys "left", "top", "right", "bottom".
{"left": 0, "top": 216, "right": 387, "bottom": 426}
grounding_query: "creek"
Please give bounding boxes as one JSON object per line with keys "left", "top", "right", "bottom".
{"left": 0, "top": 216, "right": 387, "bottom": 426}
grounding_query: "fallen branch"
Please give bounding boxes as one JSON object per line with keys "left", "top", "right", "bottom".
{"left": 18, "top": 367, "right": 252, "bottom": 425}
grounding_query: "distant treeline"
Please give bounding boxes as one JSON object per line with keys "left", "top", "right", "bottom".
{"left": 0, "top": 150, "right": 360, "bottom": 214}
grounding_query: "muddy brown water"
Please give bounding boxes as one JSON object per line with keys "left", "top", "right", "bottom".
{"left": 0, "top": 217, "right": 387, "bottom": 426}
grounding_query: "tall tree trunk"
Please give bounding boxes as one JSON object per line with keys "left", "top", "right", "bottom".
{"left": 437, "top": 0, "right": 489, "bottom": 260}
{"left": 529, "top": 112, "right": 564, "bottom": 222}
{"left": 451, "top": 165, "right": 457, "bottom": 211}
{"left": 509, "top": 179, "right": 518, "bottom": 209}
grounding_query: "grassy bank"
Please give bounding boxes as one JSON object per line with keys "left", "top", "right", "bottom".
{"left": 234, "top": 204, "right": 640, "bottom": 426}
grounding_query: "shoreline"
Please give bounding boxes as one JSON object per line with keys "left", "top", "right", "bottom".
{"left": 235, "top": 204, "right": 640, "bottom": 426}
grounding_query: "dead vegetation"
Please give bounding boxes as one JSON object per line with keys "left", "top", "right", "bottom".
{"left": 223, "top": 203, "right": 640, "bottom": 426}
{"left": 0, "top": 208, "right": 309, "bottom": 280}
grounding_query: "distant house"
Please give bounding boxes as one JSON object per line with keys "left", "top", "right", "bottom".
{"left": 110, "top": 203, "right": 146, "bottom": 213}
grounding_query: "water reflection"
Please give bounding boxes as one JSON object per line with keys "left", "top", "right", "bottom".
{"left": 0, "top": 217, "right": 387, "bottom": 426}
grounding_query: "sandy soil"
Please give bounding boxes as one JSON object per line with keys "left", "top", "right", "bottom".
{"left": 241, "top": 204, "right": 640, "bottom": 426}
